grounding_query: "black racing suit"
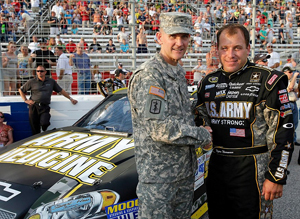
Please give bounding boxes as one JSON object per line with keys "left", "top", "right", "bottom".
{"left": 195, "top": 60, "right": 294, "bottom": 219}
{"left": 97, "top": 78, "right": 125, "bottom": 97}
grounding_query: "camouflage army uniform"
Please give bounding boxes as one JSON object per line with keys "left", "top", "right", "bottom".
{"left": 195, "top": 60, "right": 294, "bottom": 219}
{"left": 128, "top": 53, "right": 211, "bottom": 219}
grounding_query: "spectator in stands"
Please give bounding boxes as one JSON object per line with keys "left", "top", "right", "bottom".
{"left": 48, "top": 11, "right": 60, "bottom": 35}
{"left": 192, "top": 58, "right": 206, "bottom": 83}
{"left": 72, "top": 9, "right": 81, "bottom": 25}
{"left": 101, "top": 9, "right": 109, "bottom": 23}
{"left": 47, "top": 37, "right": 56, "bottom": 53}
{"left": 202, "top": 18, "right": 211, "bottom": 39}
{"left": 137, "top": 9, "right": 146, "bottom": 28}
{"left": 71, "top": 23, "right": 79, "bottom": 34}
{"left": 93, "top": 22, "right": 101, "bottom": 35}
{"left": 57, "top": 40, "right": 66, "bottom": 52}
{"left": 66, "top": 38, "right": 76, "bottom": 53}
{"left": 29, "top": 38, "right": 56, "bottom": 77}
{"left": 120, "top": 38, "right": 129, "bottom": 53}
{"left": 136, "top": 28, "right": 148, "bottom": 54}
{"left": 65, "top": 10, "right": 72, "bottom": 26}
{"left": 259, "top": 25, "right": 267, "bottom": 45}
{"left": 286, "top": 12, "right": 293, "bottom": 26}
{"left": 0, "top": 17, "right": 8, "bottom": 42}
{"left": 52, "top": 1, "right": 63, "bottom": 20}
{"left": 278, "top": 22, "right": 285, "bottom": 44}
{"left": 20, "top": 9, "right": 33, "bottom": 34}
{"left": 2, "top": 41, "right": 18, "bottom": 96}
{"left": 193, "top": 31, "right": 202, "bottom": 54}
{"left": 291, "top": 48, "right": 300, "bottom": 68}
{"left": 286, "top": 22, "right": 294, "bottom": 44}
{"left": 30, "top": 0, "right": 39, "bottom": 13}
{"left": 89, "top": 37, "right": 101, "bottom": 53}
{"left": 278, "top": 7, "right": 285, "bottom": 25}
{"left": 116, "top": 10, "right": 124, "bottom": 31}
{"left": 206, "top": 43, "right": 219, "bottom": 75}
{"left": 18, "top": 44, "right": 32, "bottom": 86}
{"left": 28, "top": 35, "right": 39, "bottom": 53}
{"left": 282, "top": 57, "right": 294, "bottom": 69}
{"left": 266, "top": 23, "right": 275, "bottom": 44}
{"left": 69, "top": 43, "right": 92, "bottom": 95}
{"left": 0, "top": 111, "right": 13, "bottom": 147}
{"left": 253, "top": 53, "right": 270, "bottom": 66}
{"left": 296, "top": 7, "right": 300, "bottom": 38}
{"left": 92, "top": 9, "right": 101, "bottom": 25}
{"left": 81, "top": 6, "right": 90, "bottom": 28}
{"left": 91, "top": 65, "right": 101, "bottom": 94}
{"left": 79, "top": 37, "right": 88, "bottom": 52}
{"left": 55, "top": 46, "right": 73, "bottom": 94}
{"left": 267, "top": 43, "right": 281, "bottom": 70}
{"left": 101, "top": 20, "right": 112, "bottom": 35}
{"left": 117, "top": 26, "right": 130, "bottom": 43}
{"left": 111, "top": 15, "right": 117, "bottom": 28}
{"left": 55, "top": 34, "right": 65, "bottom": 44}
{"left": 106, "top": 38, "right": 115, "bottom": 53}
{"left": 60, "top": 14, "right": 68, "bottom": 35}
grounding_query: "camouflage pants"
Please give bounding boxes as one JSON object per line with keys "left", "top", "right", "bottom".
{"left": 137, "top": 175, "right": 194, "bottom": 219}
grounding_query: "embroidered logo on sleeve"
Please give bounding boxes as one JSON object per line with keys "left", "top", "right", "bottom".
{"left": 150, "top": 99, "right": 161, "bottom": 114}
{"left": 267, "top": 74, "right": 278, "bottom": 85}
{"left": 149, "top": 86, "right": 165, "bottom": 99}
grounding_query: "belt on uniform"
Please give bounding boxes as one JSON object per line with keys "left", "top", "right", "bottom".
{"left": 34, "top": 102, "right": 49, "bottom": 107}
{"left": 64, "top": 74, "right": 72, "bottom": 75}
{"left": 213, "top": 145, "right": 268, "bottom": 156}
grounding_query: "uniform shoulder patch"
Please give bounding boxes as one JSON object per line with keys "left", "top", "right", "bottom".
{"left": 265, "top": 71, "right": 286, "bottom": 91}
{"left": 149, "top": 86, "right": 165, "bottom": 99}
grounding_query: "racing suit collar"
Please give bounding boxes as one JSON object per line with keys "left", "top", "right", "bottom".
{"left": 220, "top": 59, "right": 250, "bottom": 79}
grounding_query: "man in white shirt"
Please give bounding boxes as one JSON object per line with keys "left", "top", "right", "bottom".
{"left": 267, "top": 43, "right": 281, "bottom": 70}
{"left": 202, "top": 18, "right": 211, "bottom": 39}
{"left": 28, "top": 35, "right": 39, "bottom": 53}
{"left": 117, "top": 27, "right": 130, "bottom": 43}
{"left": 192, "top": 58, "right": 207, "bottom": 83}
{"left": 55, "top": 46, "right": 73, "bottom": 94}
{"left": 20, "top": 10, "right": 34, "bottom": 33}
{"left": 31, "top": 0, "right": 40, "bottom": 13}
{"left": 52, "top": 1, "right": 64, "bottom": 20}
{"left": 193, "top": 32, "right": 202, "bottom": 53}
{"left": 266, "top": 24, "right": 275, "bottom": 44}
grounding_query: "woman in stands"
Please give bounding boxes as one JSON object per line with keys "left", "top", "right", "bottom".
{"left": 2, "top": 41, "right": 18, "bottom": 96}
{"left": 73, "top": 9, "right": 81, "bottom": 25}
{"left": 71, "top": 23, "right": 79, "bottom": 35}
{"left": 0, "top": 112, "right": 13, "bottom": 147}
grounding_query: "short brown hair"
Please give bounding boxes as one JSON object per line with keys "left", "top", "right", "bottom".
{"left": 217, "top": 24, "right": 250, "bottom": 48}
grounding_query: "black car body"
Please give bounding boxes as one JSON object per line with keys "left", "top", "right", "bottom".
{"left": 0, "top": 89, "right": 211, "bottom": 219}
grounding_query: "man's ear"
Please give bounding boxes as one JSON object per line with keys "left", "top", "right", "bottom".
{"left": 156, "top": 31, "right": 162, "bottom": 45}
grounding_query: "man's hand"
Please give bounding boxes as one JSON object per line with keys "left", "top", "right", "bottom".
{"left": 202, "top": 126, "right": 213, "bottom": 149}
{"left": 25, "top": 99, "right": 35, "bottom": 105}
{"left": 262, "top": 179, "right": 283, "bottom": 200}
{"left": 69, "top": 54, "right": 75, "bottom": 58}
{"left": 70, "top": 98, "right": 78, "bottom": 105}
{"left": 58, "top": 75, "right": 63, "bottom": 80}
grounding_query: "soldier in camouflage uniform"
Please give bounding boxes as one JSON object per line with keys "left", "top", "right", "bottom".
{"left": 195, "top": 24, "right": 294, "bottom": 219}
{"left": 128, "top": 12, "right": 212, "bottom": 219}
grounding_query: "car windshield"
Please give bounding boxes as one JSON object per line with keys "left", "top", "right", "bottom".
{"left": 75, "top": 94, "right": 133, "bottom": 134}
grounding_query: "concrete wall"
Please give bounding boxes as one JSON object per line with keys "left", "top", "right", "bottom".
{"left": 0, "top": 95, "right": 104, "bottom": 141}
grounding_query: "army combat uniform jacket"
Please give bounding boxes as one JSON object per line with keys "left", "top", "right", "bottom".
{"left": 195, "top": 60, "right": 294, "bottom": 219}
{"left": 128, "top": 53, "right": 211, "bottom": 184}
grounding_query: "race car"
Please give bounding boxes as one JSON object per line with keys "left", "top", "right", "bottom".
{"left": 0, "top": 88, "right": 211, "bottom": 219}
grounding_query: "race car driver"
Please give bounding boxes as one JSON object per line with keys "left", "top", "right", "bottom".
{"left": 97, "top": 69, "right": 126, "bottom": 97}
{"left": 195, "top": 24, "right": 294, "bottom": 219}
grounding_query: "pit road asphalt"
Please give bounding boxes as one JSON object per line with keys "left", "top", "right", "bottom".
{"left": 201, "top": 145, "right": 300, "bottom": 219}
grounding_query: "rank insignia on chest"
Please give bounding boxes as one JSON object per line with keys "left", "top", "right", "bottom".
{"left": 250, "top": 72, "right": 261, "bottom": 82}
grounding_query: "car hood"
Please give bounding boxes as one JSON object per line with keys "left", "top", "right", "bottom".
{"left": 0, "top": 127, "right": 136, "bottom": 218}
